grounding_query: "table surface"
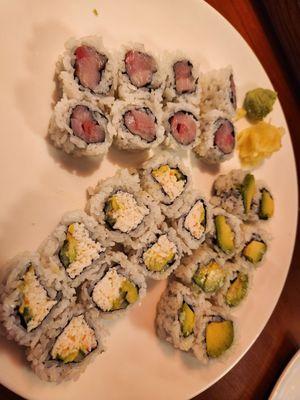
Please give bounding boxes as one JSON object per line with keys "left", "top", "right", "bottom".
{"left": 0, "top": 1, "right": 299, "bottom": 399}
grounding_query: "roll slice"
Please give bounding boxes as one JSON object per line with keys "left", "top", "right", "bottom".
{"left": 86, "top": 169, "right": 164, "bottom": 249}
{"left": 0, "top": 252, "right": 73, "bottom": 348}
{"left": 201, "top": 66, "right": 237, "bottom": 117}
{"left": 39, "top": 211, "right": 110, "bottom": 288}
{"left": 57, "top": 36, "right": 115, "bottom": 104}
{"left": 173, "top": 191, "right": 212, "bottom": 250}
{"left": 117, "top": 43, "right": 165, "bottom": 102}
{"left": 192, "top": 305, "right": 235, "bottom": 363}
{"left": 48, "top": 98, "right": 115, "bottom": 157}
{"left": 164, "top": 54, "right": 201, "bottom": 106}
{"left": 193, "top": 110, "right": 235, "bottom": 163}
{"left": 206, "top": 208, "right": 244, "bottom": 259}
{"left": 156, "top": 281, "right": 207, "bottom": 352}
{"left": 111, "top": 100, "right": 165, "bottom": 150}
{"left": 140, "top": 151, "right": 193, "bottom": 219}
{"left": 133, "top": 224, "right": 183, "bottom": 280}
{"left": 163, "top": 103, "right": 201, "bottom": 150}
{"left": 80, "top": 251, "right": 146, "bottom": 318}
{"left": 26, "top": 305, "right": 106, "bottom": 382}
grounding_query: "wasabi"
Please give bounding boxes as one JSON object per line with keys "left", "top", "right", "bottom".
{"left": 243, "top": 88, "right": 277, "bottom": 121}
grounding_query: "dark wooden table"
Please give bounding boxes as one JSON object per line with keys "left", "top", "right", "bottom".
{"left": 0, "top": 1, "right": 299, "bottom": 399}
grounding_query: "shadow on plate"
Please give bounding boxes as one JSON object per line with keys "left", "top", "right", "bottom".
{"left": 107, "top": 145, "right": 150, "bottom": 169}
{"left": 0, "top": 335, "right": 28, "bottom": 369}
{"left": 190, "top": 155, "right": 221, "bottom": 175}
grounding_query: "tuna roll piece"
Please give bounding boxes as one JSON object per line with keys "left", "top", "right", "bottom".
{"left": 0, "top": 252, "right": 74, "bottom": 348}
{"left": 164, "top": 103, "right": 201, "bottom": 150}
{"left": 193, "top": 110, "right": 235, "bottom": 163}
{"left": 111, "top": 100, "right": 165, "bottom": 150}
{"left": 48, "top": 98, "right": 115, "bottom": 157}
{"left": 118, "top": 44, "right": 165, "bottom": 102}
{"left": 57, "top": 36, "right": 115, "bottom": 105}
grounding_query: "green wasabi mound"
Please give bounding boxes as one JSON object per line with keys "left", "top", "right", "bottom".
{"left": 243, "top": 88, "right": 277, "bottom": 121}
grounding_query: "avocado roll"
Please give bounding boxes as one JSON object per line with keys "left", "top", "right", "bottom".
{"left": 133, "top": 224, "right": 183, "bottom": 280}
{"left": 26, "top": 306, "right": 106, "bottom": 382}
{"left": 174, "top": 244, "right": 226, "bottom": 298}
{"left": 210, "top": 169, "right": 275, "bottom": 222}
{"left": 48, "top": 98, "right": 115, "bottom": 157}
{"left": 117, "top": 43, "right": 165, "bottom": 102}
{"left": 173, "top": 191, "right": 212, "bottom": 251}
{"left": 240, "top": 225, "right": 269, "bottom": 268}
{"left": 57, "top": 36, "right": 116, "bottom": 105}
{"left": 111, "top": 100, "right": 165, "bottom": 150}
{"left": 192, "top": 306, "right": 235, "bottom": 363}
{"left": 217, "top": 259, "right": 251, "bottom": 309}
{"left": 207, "top": 208, "right": 244, "bottom": 259}
{"left": 39, "top": 211, "right": 109, "bottom": 288}
{"left": 164, "top": 54, "right": 201, "bottom": 106}
{"left": 156, "top": 281, "right": 207, "bottom": 352}
{"left": 193, "top": 110, "right": 235, "bottom": 164}
{"left": 80, "top": 251, "right": 146, "bottom": 318}
{"left": 140, "top": 151, "right": 193, "bottom": 219}
{"left": 201, "top": 66, "right": 237, "bottom": 117}
{"left": 87, "top": 169, "right": 164, "bottom": 249}
{"left": 0, "top": 252, "right": 73, "bottom": 348}
{"left": 163, "top": 103, "right": 201, "bottom": 150}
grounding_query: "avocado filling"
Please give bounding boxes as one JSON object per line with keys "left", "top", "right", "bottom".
{"left": 151, "top": 165, "right": 187, "bottom": 202}
{"left": 225, "top": 272, "right": 248, "bottom": 307}
{"left": 259, "top": 189, "right": 274, "bottom": 220}
{"left": 59, "top": 223, "right": 104, "bottom": 279}
{"left": 179, "top": 302, "right": 195, "bottom": 337}
{"left": 205, "top": 318, "right": 234, "bottom": 358}
{"left": 214, "top": 215, "right": 235, "bottom": 254}
{"left": 242, "top": 238, "right": 267, "bottom": 264}
{"left": 104, "top": 191, "right": 149, "bottom": 233}
{"left": 142, "top": 234, "right": 177, "bottom": 272}
{"left": 51, "top": 315, "right": 97, "bottom": 364}
{"left": 184, "top": 200, "right": 206, "bottom": 240}
{"left": 241, "top": 173, "right": 256, "bottom": 214}
{"left": 92, "top": 267, "right": 139, "bottom": 312}
{"left": 17, "top": 265, "right": 57, "bottom": 332}
{"left": 193, "top": 261, "right": 225, "bottom": 293}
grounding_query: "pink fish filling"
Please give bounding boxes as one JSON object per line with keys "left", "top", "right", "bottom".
{"left": 124, "top": 108, "right": 156, "bottom": 142}
{"left": 169, "top": 111, "right": 197, "bottom": 146}
{"left": 74, "top": 45, "right": 108, "bottom": 91}
{"left": 70, "top": 105, "right": 106, "bottom": 144}
{"left": 125, "top": 50, "right": 157, "bottom": 88}
{"left": 173, "top": 60, "right": 195, "bottom": 94}
{"left": 214, "top": 119, "right": 235, "bottom": 154}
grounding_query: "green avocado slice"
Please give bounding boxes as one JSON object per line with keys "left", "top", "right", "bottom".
{"left": 242, "top": 239, "right": 267, "bottom": 264}
{"left": 206, "top": 320, "right": 234, "bottom": 358}
{"left": 179, "top": 302, "right": 195, "bottom": 337}
{"left": 259, "top": 189, "right": 274, "bottom": 220}
{"left": 225, "top": 272, "right": 248, "bottom": 307}
{"left": 241, "top": 173, "right": 256, "bottom": 214}
{"left": 214, "top": 215, "right": 235, "bottom": 254}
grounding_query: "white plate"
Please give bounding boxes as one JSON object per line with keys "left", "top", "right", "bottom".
{"left": 0, "top": 0, "right": 297, "bottom": 399}
{"left": 269, "top": 350, "right": 300, "bottom": 400}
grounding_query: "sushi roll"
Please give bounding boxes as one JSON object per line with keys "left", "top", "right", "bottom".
{"left": 39, "top": 211, "right": 110, "bottom": 288}
{"left": 173, "top": 191, "right": 212, "bottom": 251}
{"left": 156, "top": 281, "right": 207, "bottom": 352}
{"left": 174, "top": 244, "right": 226, "bottom": 298}
{"left": 80, "top": 251, "right": 146, "bottom": 318}
{"left": 86, "top": 169, "right": 164, "bottom": 249}
{"left": 192, "top": 305, "right": 235, "bottom": 363}
{"left": 240, "top": 225, "right": 269, "bottom": 268}
{"left": 140, "top": 151, "right": 193, "bottom": 219}
{"left": 217, "top": 259, "right": 251, "bottom": 309}
{"left": 164, "top": 55, "right": 201, "bottom": 106}
{"left": 133, "top": 224, "right": 183, "bottom": 280}
{"left": 48, "top": 98, "right": 115, "bottom": 157}
{"left": 210, "top": 169, "right": 275, "bottom": 222}
{"left": 26, "top": 305, "right": 106, "bottom": 382}
{"left": 193, "top": 110, "right": 235, "bottom": 164}
{"left": 207, "top": 208, "right": 244, "bottom": 259}
{"left": 163, "top": 102, "right": 201, "bottom": 150}
{"left": 0, "top": 252, "right": 73, "bottom": 348}
{"left": 111, "top": 100, "right": 165, "bottom": 150}
{"left": 117, "top": 43, "right": 165, "bottom": 102}
{"left": 57, "top": 36, "right": 115, "bottom": 104}
{"left": 201, "top": 66, "right": 237, "bottom": 117}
